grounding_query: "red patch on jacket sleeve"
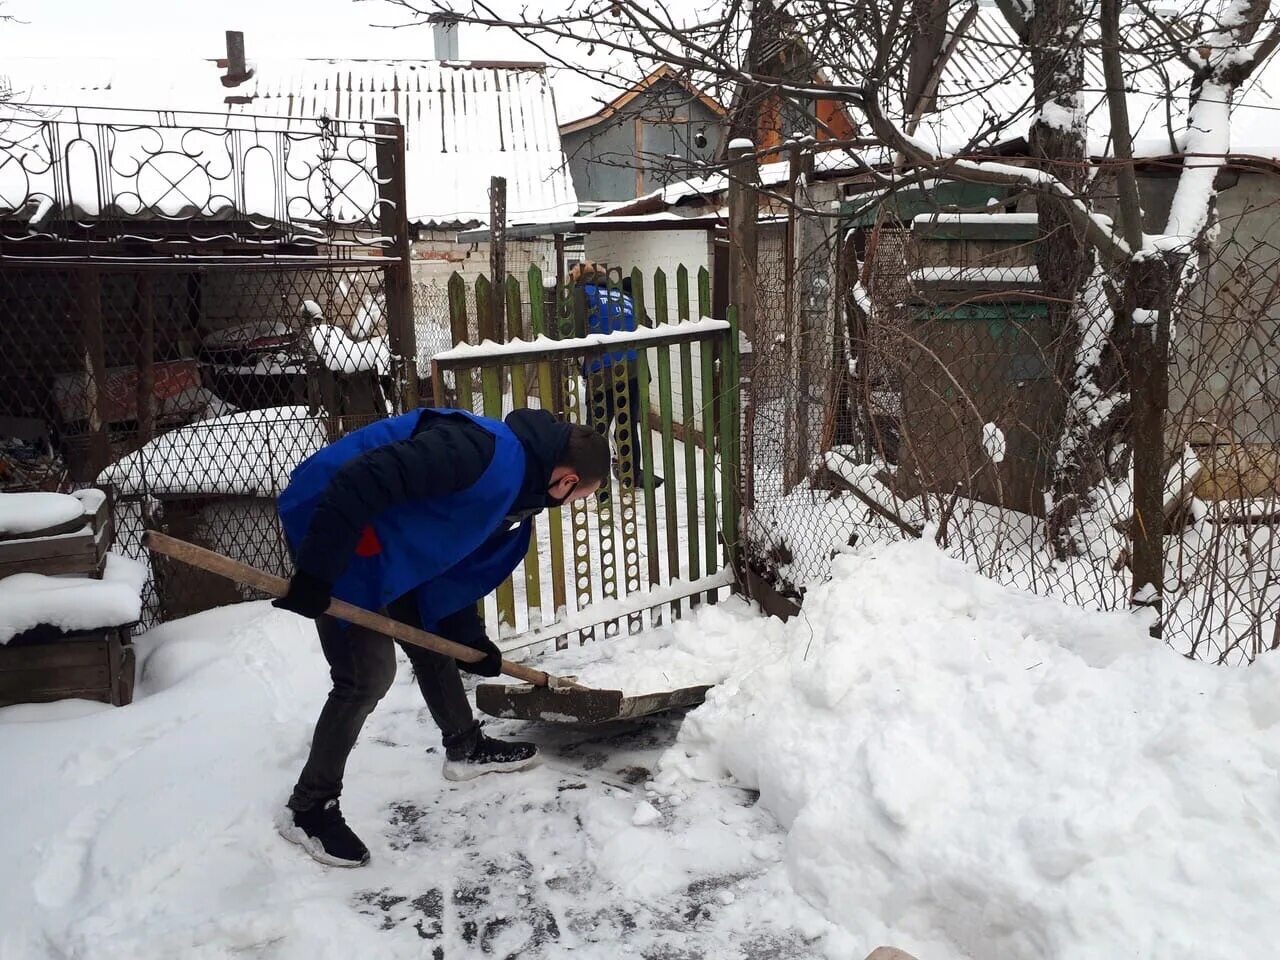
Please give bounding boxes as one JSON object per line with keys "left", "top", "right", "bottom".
{"left": 354, "top": 525, "right": 383, "bottom": 557}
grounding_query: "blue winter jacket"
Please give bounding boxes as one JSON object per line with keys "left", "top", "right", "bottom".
{"left": 582, "top": 282, "right": 638, "bottom": 373}
{"left": 278, "top": 407, "right": 568, "bottom": 631}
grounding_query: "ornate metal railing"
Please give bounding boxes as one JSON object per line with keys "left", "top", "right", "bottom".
{"left": 0, "top": 104, "right": 402, "bottom": 248}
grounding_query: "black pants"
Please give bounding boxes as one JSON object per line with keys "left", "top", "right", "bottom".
{"left": 287, "top": 595, "right": 480, "bottom": 811}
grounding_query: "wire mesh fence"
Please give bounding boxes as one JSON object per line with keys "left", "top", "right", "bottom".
{"left": 740, "top": 181, "right": 1280, "bottom": 666}
{"left": 0, "top": 260, "right": 410, "bottom": 625}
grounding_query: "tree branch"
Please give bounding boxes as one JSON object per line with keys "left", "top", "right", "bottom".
{"left": 1102, "top": 0, "right": 1146, "bottom": 249}
{"left": 858, "top": 85, "right": 1133, "bottom": 263}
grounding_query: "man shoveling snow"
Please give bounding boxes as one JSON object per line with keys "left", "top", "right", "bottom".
{"left": 272, "top": 406, "right": 608, "bottom": 867}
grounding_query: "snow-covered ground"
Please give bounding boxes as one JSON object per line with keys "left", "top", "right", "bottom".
{"left": 0, "top": 599, "right": 827, "bottom": 960}
{"left": 5, "top": 539, "right": 1277, "bottom": 959}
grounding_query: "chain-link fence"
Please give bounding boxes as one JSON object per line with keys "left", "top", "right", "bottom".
{"left": 740, "top": 170, "right": 1280, "bottom": 666}
{"left": 0, "top": 260, "right": 410, "bottom": 625}
{"left": 0, "top": 105, "right": 416, "bottom": 626}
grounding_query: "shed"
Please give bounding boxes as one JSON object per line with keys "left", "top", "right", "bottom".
{"left": 898, "top": 214, "right": 1062, "bottom": 517}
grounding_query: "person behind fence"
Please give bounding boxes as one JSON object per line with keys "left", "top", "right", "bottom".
{"left": 569, "top": 261, "right": 663, "bottom": 492}
{"left": 271, "top": 405, "right": 609, "bottom": 867}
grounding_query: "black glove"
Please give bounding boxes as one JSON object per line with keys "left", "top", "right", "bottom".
{"left": 455, "top": 635, "right": 503, "bottom": 678}
{"left": 272, "top": 570, "right": 333, "bottom": 619}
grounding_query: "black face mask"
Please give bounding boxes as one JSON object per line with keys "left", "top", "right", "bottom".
{"left": 544, "top": 479, "right": 578, "bottom": 509}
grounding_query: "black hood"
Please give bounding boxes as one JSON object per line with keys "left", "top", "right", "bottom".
{"left": 504, "top": 408, "right": 573, "bottom": 514}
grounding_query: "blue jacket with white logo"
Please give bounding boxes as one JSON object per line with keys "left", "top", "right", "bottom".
{"left": 582, "top": 282, "right": 638, "bottom": 373}
{"left": 278, "top": 407, "right": 568, "bottom": 631}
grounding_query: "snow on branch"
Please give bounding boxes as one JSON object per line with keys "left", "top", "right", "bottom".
{"left": 858, "top": 88, "right": 1133, "bottom": 263}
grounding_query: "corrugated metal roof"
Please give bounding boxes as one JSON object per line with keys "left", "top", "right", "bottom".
{"left": 235, "top": 59, "right": 578, "bottom": 226}
{"left": 0, "top": 57, "right": 578, "bottom": 228}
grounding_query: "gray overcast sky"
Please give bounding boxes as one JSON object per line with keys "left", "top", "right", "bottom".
{"left": 0, "top": 0, "right": 623, "bottom": 121}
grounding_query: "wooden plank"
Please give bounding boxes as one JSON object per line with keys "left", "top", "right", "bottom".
{"left": 563, "top": 292, "right": 595, "bottom": 647}
{"left": 701, "top": 328, "right": 719, "bottom": 604}
{"left": 636, "top": 346, "right": 662, "bottom": 609}
{"left": 655, "top": 277, "right": 681, "bottom": 622}
{"left": 529, "top": 265, "right": 568, "bottom": 621}
{"left": 447, "top": 272, "right": 474, "bottom": 412}
{"left": 591, "top": 273, "right": 622, "bottom": 640}
{"left": 622, "top": 267, "right": 646, "bottom": 636}
{"left": 507, "top": 277, "right": 542, "bottom": 631}
{"left": 677, "top": 266, "right": 702, "bottom": 603}
{"left": 679, "top": 365, "right": 701, "bottom": 607}
{"left": 477, "top": 279, "right": 504, "bottom": 413}
{"left": 0, "top": 526, "right": 99, "bottom": 562}
{"left": 0, "top": 637, "right": 114, "bottom": 707}
{"left": 477, "top": 278, "right": 515, "bottom": 633}
{"left": 490, "top": 176, "right": 507, "bottom": 342}
{"left": 375, "top": 118, "right": 419, "bottom": 411}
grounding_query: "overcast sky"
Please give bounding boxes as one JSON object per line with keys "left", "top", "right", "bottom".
{"left": 0, "top": 0, "right": 623, "bottom": 121}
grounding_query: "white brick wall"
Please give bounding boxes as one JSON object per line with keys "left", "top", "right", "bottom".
{"left": 409, "top": 233, "right": 554, "bottom": 288}
{"left": 584, "top": 229, "right": 714, "bottom": 428}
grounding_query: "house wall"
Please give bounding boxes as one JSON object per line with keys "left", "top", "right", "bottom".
{"left": 410, "top": 232, "right": 555, "bottom": 289}
{"left": 583, "top": 228, "right": 715, "bottom": 427}
{"left": 409, "top": 232, "right": 556, "bottom": 359}
{"left": 562, "top": 78, "right": 725, "bottom": 205}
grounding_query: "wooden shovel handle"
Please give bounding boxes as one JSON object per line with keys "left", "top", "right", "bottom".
{"left": 142, "top": 531, "right": 552, "bottom": 688}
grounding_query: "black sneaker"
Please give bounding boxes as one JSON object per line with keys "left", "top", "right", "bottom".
{"left": 443, "top": 732, "right": 539, "bottom": 782}
{"left": 277, "top": 799, "right": 370, "bottom": 867}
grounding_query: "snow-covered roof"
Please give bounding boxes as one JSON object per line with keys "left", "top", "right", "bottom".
{"left": 586, "top": 148, "right": 863, "bottom": 219}
{"left": 0, "top": 57, "right": 578, "bottom": 229}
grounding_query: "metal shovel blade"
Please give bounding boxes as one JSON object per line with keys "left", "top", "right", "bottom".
{"left": 476, "top": 680, "right": 713, "bottom": 724}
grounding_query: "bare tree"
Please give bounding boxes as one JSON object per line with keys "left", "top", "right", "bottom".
{"left": 394, "top": 0, "right": 1280, "bottom": 611}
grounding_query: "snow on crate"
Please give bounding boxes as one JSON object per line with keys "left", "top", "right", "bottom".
{"left": 98, "top": 406, "right": 326, "bottom": 497}
{"left": 0, "top": 491, "right": 86, "bottom": 537}
{"left": 660, "top": 538, "right": 1280, "bottom": 960}
{"left": 0, "top": 553, "right": 147, "bottom": 643}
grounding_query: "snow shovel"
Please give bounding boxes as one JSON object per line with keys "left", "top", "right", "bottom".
{"left": 141, "top": 532, "right": 710, "bottom": 723}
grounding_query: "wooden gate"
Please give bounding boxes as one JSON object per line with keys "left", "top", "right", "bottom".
{"left": 430, "top": 265, "right": 742, "bottom": 651}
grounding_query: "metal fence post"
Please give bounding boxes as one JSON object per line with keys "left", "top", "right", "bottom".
{"left": 375, "top": 117, "right": 418, "bottom": 412}
{"left": 490, "top": 175, "right": 507, "bottom": 342}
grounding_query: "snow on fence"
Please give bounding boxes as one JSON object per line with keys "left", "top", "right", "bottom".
{"left": 429, "top": 263, "right": 742, "bottom": 649}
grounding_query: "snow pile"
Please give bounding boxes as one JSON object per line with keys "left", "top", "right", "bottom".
{"left": 99, "top": 406, "right": 326, "bottom": 497}
{"left": 513, "top": 596, "right": 782, "bottom": 696}
{"left": 0, "top": 491, "right": 85, "bottom": 536}
{"left": 662, "top": 539, "right": 1280, "bottom": 960}
{"left": 0, "top": 553, "right": 148, "bottom": 643}
{"left": 310, "top": 324, "right": 390, "bottom": 375}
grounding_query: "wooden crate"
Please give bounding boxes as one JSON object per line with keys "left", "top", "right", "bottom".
{"left": 0, "top": 489, "right": 114, "bottom": 579}
{"left": 0, "top": 626, "right": 135, "bottom": 708}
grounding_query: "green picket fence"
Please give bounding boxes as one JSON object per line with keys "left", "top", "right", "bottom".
{"left": 430, "top": 264, "right": 741, "bottom": 650}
